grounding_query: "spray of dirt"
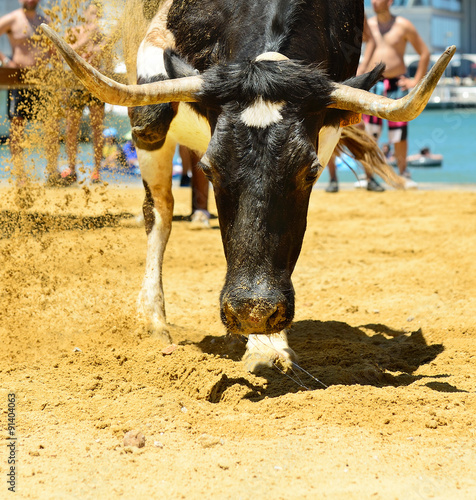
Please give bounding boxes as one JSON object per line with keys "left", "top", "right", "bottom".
{"left": 1, "top": 0, "right": 124, "bottom": 210}
{"left": 1, "top": 2, "right": 475, "bottom": 497}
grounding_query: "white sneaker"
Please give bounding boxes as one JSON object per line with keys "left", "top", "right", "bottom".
{"left": 354, "top": 176, "right": 368, "bottom": 189}
{"left": 404, "top": 178, "right": 418, "bottom": 189}
{"left": 402, "top": 170, "right": 418, "bottom": 190}
{"left": 190, "top": 209, "right": 211, "bottom": 230}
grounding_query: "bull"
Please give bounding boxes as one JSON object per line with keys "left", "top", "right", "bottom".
{"left": 41, "top": 0, "right": 455, "bottom": 371}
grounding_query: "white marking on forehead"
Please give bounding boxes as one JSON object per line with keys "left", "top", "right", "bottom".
{"left": 241, "top": 97, "right": 285, "bottom": 129}
{"left": 137, "top": 41, "right": 167, "bottom": 80}
{"left": 255, "top": 52, "right": 289, "bottom": 62}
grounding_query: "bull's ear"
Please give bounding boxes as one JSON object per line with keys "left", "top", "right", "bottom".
{"left": 164, "top": 49, "right": 200, "bottom": 79}
{"left": 343, "top": 63, "right": 385, "bottom": 91}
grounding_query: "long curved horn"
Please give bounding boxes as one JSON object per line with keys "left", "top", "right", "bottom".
{"left": 41, "top": 24, "right": 203, "bottom": 106}
{"left": 329, "top": 46, "right": 456, "bottom": 121}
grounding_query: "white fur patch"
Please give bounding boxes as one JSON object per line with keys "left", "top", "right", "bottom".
{"left": 241, "top": 97, "right": 285, "bottom": 129}
{"left": 255, "top": 52, "right": 289, "bottom": 62}
{"left": 168, "top": 103, "right": 211, "bottom": 153}
{"left": 137, "top": 42, "right": 167, "bottom": 80}
{"left": 135, "top": 145, "right": 175, "bottom": 340}
{"left": 137, "top": 207, "right": 165, "bottom": 327}
{"left": 243, "top": 331, "right": 296, "bottom": 372}
{"left": 143, "top": 208, "right": 162, "bottom": 286}
{"left": 246, "top": 332, "right": 291, "bottom": 358}
{"left": 137, "top": 147, "right": 173, "bottom": 186}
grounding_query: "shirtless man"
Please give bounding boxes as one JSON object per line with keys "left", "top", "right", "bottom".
{"left": 326, "top": 15, "right": 386, "bottom": 193}
{"left": 0, "top": 0, "right": 58, "bottom": 185}
{"left": 365, "top": 0, "right": 430, "bottom": 188}
{"left": 64, "top": 1, "right": 108, "bottom": 185}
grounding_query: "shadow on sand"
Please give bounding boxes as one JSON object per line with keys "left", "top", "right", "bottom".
{"left": 196, "top": 319, "right": 447, "bottom": 401}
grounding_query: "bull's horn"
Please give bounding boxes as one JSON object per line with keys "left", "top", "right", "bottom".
{"left": 329, "top": 45, "right": 456, "bottom": 121}
{"left": 40, "top": 24, "right": 203, "bottom": 106}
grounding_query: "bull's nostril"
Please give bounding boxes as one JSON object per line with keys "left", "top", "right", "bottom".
{"left": 223, "top": 301, "right": 241, "bottom": 330}
{"left": 248, "top": 302, "right": 277, "bottom": 324}
{"left": 266, "top": 303, "right": 286, "bottom": 329}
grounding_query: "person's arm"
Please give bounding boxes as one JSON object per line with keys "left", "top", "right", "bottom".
{"left": 399, "top": 18, "right": 430, "bottom": 90}
{"left": 0, "top": 51, "right": 13, "bottom": 67}
{"left": 357, "top": 16, "right": 376, "bottom": 75}
{"left": 0, "top": 13, "right": 15, "bottom": 67}
{"left": 69, "top": 26, "right": 95, "bottom": 52}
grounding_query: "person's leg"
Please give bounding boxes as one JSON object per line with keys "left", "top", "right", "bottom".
{"left": 44, "top": 110, "right": 61, "bottom": 180}
{"left": 179, "top": 145, "right": 191, "bottom": 186}
{"left": 89, "top": 102, "right": 105, "bottom": 181}
{"left": 325, "top": 155, "right": 339, "bottom": 192}
{"left": 389, "top": 122, "right": 416, "bottom": 188}
{"left": 327, "top": 155, "right": 337, "bottom": 181}
{"left": 366, "top": 175, "right": 385, "bottom": 191}
{"left": 8, "top": 91, "right": 35, "bottom": 207}
{"left": 66, "top": 108, "right": 82, "bottom": 175}
{"left": 191, "top": 153, "right": 208, "bottom": 213}
{"left": 361, "top": 115, "right": 385, "bottom": 191}
{"left": 9, "top": 117, "right": 27, "bottom": 185}
{"left": 188, "top": 148, "right": 210, "bottom": 229}
{"left": 393, "top": 139, "right": 408, "bottom": 176}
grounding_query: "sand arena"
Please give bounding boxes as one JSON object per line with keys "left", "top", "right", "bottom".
{"left": 1, "top": 1, "right": 476, "bottom": 498}
{"left": 1, "top": 184, "right": 475, "bottom": 498}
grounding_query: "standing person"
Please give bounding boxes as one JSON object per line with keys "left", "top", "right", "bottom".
{"left": 364, "top": 0, "right": 430, "bottom": 189}
{"left": 0, "top": 0, "right": 59, "bottom": 186}
{"left": 179, "top": 146, "right": 211, "bottom": 229}
{"left": 357, "top": 14, "right": 377, "bottom": 77}
{"left": 100, "top": 127, "right": 123, "bottom": 171}
{"left": 63, "top": 1, "right": 109, "bottom": 185}
{"left": 121, "top": 130, "right": 139, "bottom": 171}
{"left": 326, "top": 15, "right": 385, "bottom": 193}
{"left": 179, "top": 145, "right": 191, "bottom": 186}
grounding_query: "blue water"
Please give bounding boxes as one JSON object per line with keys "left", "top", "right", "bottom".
{"left": 1, "top": 109, "right": 476, "bottom": 185}
{"left": 334, "top": 108, "right": 476, "bottom": 184}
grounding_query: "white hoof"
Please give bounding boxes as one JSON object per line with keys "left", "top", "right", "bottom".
{"left": 148, "top": 323, "right": 172, "bottom": 344}
{"left": 243, "top": 331, "right": 296, "bottom": 373}
{"left": 137, "top": 295, "right": 171, "bottom": 343}
{"left": 135, "top": 319, "right": 172, "bottom": 344}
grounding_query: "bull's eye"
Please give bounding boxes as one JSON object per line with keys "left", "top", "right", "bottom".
{"left": 305, "top": 161, "right": 322, "bottom": 183}
{"left": 198, "top": 160, "right": 213, "bottom": 181}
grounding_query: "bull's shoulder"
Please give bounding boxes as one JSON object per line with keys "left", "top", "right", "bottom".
{"left": 139, "top": 0, "right": 167, "bottom": 20}
{"left": 122, "top": 0, "right": 173, "bottom": 83}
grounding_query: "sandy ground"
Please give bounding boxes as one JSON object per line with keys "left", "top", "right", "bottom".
{"left": 1, "top": 183, "right": 475, "bottom": 499}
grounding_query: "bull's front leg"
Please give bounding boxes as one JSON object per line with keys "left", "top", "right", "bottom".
{"left": 136, "top": 139, "right": 176, "bottom": 343}
{"left": 131, "top": 24, "right": 180, "bottom": 342}
{"left": 243, "top": 331, "right": 296, "bottom": 373}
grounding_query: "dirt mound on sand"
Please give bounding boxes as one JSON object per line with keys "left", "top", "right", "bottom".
{"left": 1, "top": 185, "right": 475, "bottom": 499}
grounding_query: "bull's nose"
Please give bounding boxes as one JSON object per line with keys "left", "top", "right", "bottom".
{"left": 222, "top": 296, "right": 287, "bottom": 334}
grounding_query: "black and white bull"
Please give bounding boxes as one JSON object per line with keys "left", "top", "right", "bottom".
{"left": 41, "top": 0, "right": 454, "bottom": 370}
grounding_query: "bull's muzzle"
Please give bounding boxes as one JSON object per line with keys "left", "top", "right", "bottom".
{"left": 221, "top": 292, "right": 291, "bottom": 335}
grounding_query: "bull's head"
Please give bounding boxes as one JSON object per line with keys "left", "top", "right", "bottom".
{"left": 41, "top": 24, "right": 455, "bottom": 336}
